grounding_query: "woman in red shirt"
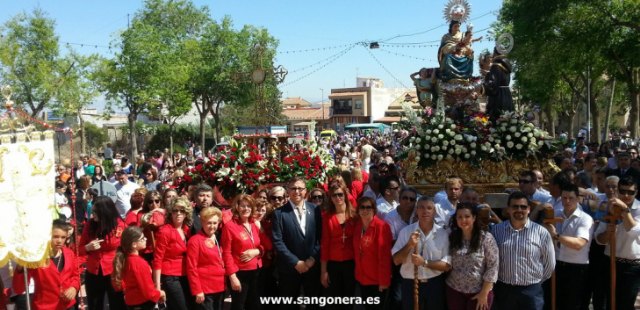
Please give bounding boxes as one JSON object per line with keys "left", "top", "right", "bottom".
{"left": 187, "top": 207, "right": 226, "bottom": 310}
{"left": 353, "top": 196, "right": 392, "bottom": 310}
{"left": 112, "top": 226, "right": 166, "bottom": 309}
{"left": 320, "top": 184, "right": 356, "bottom": 309}
{"left": 124, "top": 188, "right": 148, "bottom": 227}
{"left": 139, "top": 190, "right": 166, "bottom": 263}
{"left": 222, "top": 194, "right": 263, "bottom": 310}
{"left": 152, "top": 197, "right": 193, "bottom": 310}
{"left": 79, "top": 196, "right": 126, "bottom": 310}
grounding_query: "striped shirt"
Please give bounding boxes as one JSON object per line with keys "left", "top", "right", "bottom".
{"left": 490, "top": 219, "right": 556, "bottom": 286}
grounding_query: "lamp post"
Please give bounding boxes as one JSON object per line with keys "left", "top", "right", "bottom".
{"left": 320, "top": 88, "right": 324, "bottom": 130}
{"left": 160, "top": 104, "right": 173, "bottom": 158}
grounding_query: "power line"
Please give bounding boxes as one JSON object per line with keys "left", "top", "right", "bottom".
{"left": 62, "top": 41, "right": 110, "bottom": 49}
{"left": 287, "top": 44, "right": 359, "bottom": 74}
{"left": 362, "top": 45, "right": 408, "bottom": 88}
{"left": 282, "top": 44, "right": 357, "bottom": 87}
{"left": 278, "top": 43, "right": 357, "bottom": 54}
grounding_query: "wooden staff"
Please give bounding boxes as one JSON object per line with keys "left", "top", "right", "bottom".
{"left": 604, "top": 205, "right": 621, "bottom": 310}
{"left": 413, "top": 230, "right": 420, "bottom": 310}
{"left": 542, "top": 205, "right": 562, "bottom": 310}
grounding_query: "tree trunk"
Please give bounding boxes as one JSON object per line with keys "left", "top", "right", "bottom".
{"left": 631, "top": 68, "right": 640, "bottom": 138}
{"left": 169, "top": 121, "right": 175, "bottom": 158}
{"left": 79, "top": 112, "right": 86, "bottom": 155}
{"left": 567, "top": 111, "right": 576, "bottom": 139}
{"left": 128, "top": 111, "right": 138, "bottom": 166}
{"left": 199, "top": 112, "right": 207, "bottom": 152}
{"left": 603, "top": 79, "right": 616, "bottom": 142}
{"left": 544, "top": 104, "right": 555, "bottom": 136}
{"left": 213, "top": 103, "right": 221, "bottom": 145}
{"left": 590, "top": 90, "right": 601, "bottom": 144}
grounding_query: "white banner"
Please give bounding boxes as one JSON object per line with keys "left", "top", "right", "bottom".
{"left": 0, "top": 131, "right": 55, "bottom": 268}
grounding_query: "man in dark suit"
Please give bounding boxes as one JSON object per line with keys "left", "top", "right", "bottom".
{"left": 609, "top": 151, "right": 640, "bottom": 199}
{"left": 272, "top": 177, "right": 322, "bottom": 309}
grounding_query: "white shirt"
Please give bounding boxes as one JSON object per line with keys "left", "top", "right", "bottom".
{"left": 362, "top": 187, "right": 378, "bottom": 200}
{"left": 376, "top": 197, "right": 399, "bottom": 220}
{"left": 434, "top": 200, "right": 455, "bottom": 228}
{"left": 531, "top": 189, "right": 553, "bottom": 205}
{"left": 392, "top": 223, "right": 450, "bottom": 280}
{"left": 292, "top": 202, "right": 307, "bottom": 235}
{"left": 114, "top": 181, "right": 140, "bottom": 218}
{"left": 384, "top": 208, "right": 417, "bottom": 240}
{"left": 594, "top": 199, "right": 640, "bottom": 260}
{"left": 554, "top": 207, "right": 593, "bottom": 264}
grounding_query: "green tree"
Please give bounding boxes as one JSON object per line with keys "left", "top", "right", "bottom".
{"left": 0, "top": 9, "right": 75, "bottom": 117}
{"left": 95, "top": 0, "right": 209, "bottom": 161}
{"left": 83, "top": 121, "right": 108, "bottom": 154}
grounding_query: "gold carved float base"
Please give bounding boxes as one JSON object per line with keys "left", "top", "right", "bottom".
{"left": 404, "top": 158, "right": 560, "bottom": 196}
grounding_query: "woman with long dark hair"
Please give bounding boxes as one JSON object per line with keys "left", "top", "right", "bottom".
{"left": 139, "top": 190, "right": 166, "bottom": 262}
{"left": 79, "top": 195, "right": 126, "bottom": 310}
{"left": 445, "top": 203, "right": 499, "bottom": 310}
{"left": 320, "top": 184, "right": 356, "bottom": 309}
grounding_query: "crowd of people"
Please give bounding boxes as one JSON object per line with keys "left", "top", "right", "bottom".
{"left": 0, "top": 131, "right": 639, "bottom": 310}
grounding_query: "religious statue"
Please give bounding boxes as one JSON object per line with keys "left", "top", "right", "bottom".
{"left": 483, "top": 48, "right": 514, "bottom": 122}
{"left": 410, "top": 68, "right": 437, "bottom": 108}
{"left": 439, "top": 22, "right": 477, "bottom": 81}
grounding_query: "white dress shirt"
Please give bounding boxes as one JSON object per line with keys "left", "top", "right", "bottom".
{"left": 392, "top": 223, "right": 450, "bottom": 280}
{"left": 384, "top": 208, "right": 416, "bottom": 240}
{"left": 292, "top": 202, "right": 307, "bottom": 235}
{"left": 376, "top": 197, "right": 398, "bottom": 220}
{"left": 554, "top": 207, "right": 594, "bottom": 264}
{"left": 434, "top": 200, "right": 455, "bottom": 228}
{"left": 594, "top": 199, "right": 640, "bottom": 260}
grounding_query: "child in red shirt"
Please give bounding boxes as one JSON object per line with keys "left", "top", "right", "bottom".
{"left": 112, "top": 226, "right": 166, "bottom": 310}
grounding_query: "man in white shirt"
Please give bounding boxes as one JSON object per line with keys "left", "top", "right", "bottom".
{"left": 392, "top": 196, "right": 450, "bottom": 310}
{"left": 113, "top": 170, "right": 140, "bottom": 218}
{"left": 434, "top": 177, "right": 463, "bottom": 227}
{"left": 594, "top": 176, "right": 640, "bottom": 310}
{"left": 544, "top": 184, "right": 593, "bottom": 310}
{"left": 376, "top": 176, "right": 400, "bottom": 220}
{"left": 360, "top": 139, "right": 376, "bottom": 173}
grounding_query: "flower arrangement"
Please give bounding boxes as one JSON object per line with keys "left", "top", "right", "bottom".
{"left": 186, "top": 139, "right": 334, "bottom": 197}
{"left": 402, "top": 109, "right": 557, "bottom": 167}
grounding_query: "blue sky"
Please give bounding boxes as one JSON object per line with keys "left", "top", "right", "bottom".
{"left": 3, "top": 0, "right": 504, "bottom": 107}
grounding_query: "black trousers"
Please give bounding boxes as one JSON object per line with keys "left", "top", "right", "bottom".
{"left": 555, "top": 261, "right": 589, "bottom": 310}
{"left": 583, "top": 242, "right": 607, "bottom": 310}
{"left": 384, "top": 264, "right": 402, "bottom": 310}
{"left": 278, "top": 265, "right": 321, "bottom": 310}
{"left": 605, "top": 260, "right": 640, "bottom": 310}
{"left": 195, "top": 292, "right": 223, "bottom": 310}
{"left": 258, "top": 265, "right": 279, "bottom": 310}
{"left": 324, "top": 260, "right": 355, "bottom": 310}
{"left": 127, "top": 301, "right": 156, "bottom": 310}
{"left": 359, "top": 282, "right": 386, "bottom": 310}
{"left": 160, "top": 275, "right": 192, "bottom": 310}
{"left": 230, "top": 269, "right": 261, "bottom": 310}
{"left": 85, "top": 270, "right": 125, "bottom": 310}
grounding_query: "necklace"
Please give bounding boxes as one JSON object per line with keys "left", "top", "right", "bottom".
{"left": 52, "top": 251, "right": 63, "bottom": 272}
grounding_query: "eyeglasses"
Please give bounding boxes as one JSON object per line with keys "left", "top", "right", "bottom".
{"left": 510, "top": 204, "right": 529, "bottom": 210}
{"left": 174, "top": 209, "right": 187, "bottom": 214}
{"left": 518, "top": 179, "right": 532, "bottom": 184}
{"left": 152, "top": 199, "right": 161, "bottom": 204}
{"left": 289, "top": 187, "right": 306, "bottom": 192}
{"left": 310, "top": 195, "right": 324, "bottom": 200}
{"left": 401, "top": 196, "right": 416, "bottom": 202}
{"left": 270, "top": 195, "right": 285, "bottom": 201}
{"left": 332, "top": 192, "right": 345, "bottom": 198}
{"left": 359, "top": 205, "right": 375, "bottom": 210}
{"left": 618, "top": 189, "right": 636, "bottom": 196}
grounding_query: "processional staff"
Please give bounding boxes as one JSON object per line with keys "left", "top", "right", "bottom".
{"left": 542, "top": 205, "right": 563, "bottom": 310}
{"left": 413, "top": 229, "right": 421, "bottom": 310}
{"left": 603, "top": 201, "right": 622, "bottom": 310}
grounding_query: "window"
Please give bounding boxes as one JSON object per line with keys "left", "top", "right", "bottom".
{"left": 332, "top": 99, "right": 353, "bottom": 115}
{"left": 355, "top": 100, "right": 363, "bottom": 109}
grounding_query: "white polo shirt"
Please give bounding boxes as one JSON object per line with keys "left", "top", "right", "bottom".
{"left": 554, "top": 207, "right": 593, "bottom": 264}
{"left": 594, "top": 199, "right": 640, "bottom": 260}
{"left": 391, "top": 222, "right": 450, "bottom": 280}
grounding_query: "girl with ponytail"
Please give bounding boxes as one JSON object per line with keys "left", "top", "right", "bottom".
{"left": 113, "top": 226, "right": 166, "bottom": 310}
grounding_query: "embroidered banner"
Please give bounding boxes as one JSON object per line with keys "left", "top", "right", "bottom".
{"left": 0, "top": 131, "right": 55, "bottom": 268}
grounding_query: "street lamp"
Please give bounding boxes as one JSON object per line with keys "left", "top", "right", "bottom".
{"left": 160, "top": 103, "right": 174, "bottom": 158}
